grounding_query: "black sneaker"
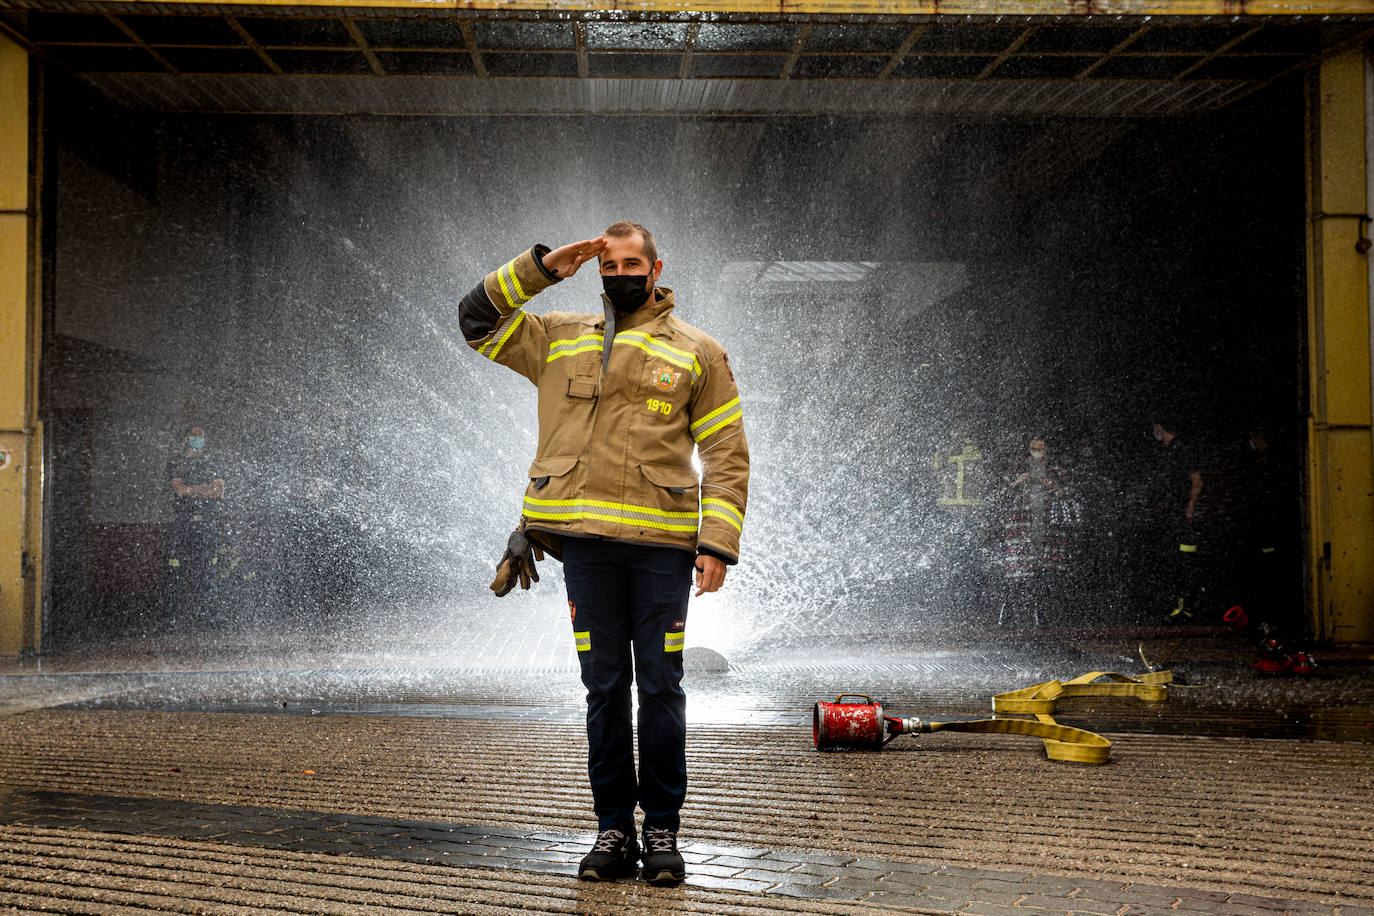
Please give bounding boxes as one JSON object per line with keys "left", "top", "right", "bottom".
{"left": 641, "top": 827, "right": 686, "bottom": 886}
{"left": 578, "top": 828, "right": 639, "bottom": 881}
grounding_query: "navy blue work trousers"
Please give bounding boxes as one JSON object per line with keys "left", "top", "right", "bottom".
{"left": 562, "top": 537, "right": 694, "bottom": 833}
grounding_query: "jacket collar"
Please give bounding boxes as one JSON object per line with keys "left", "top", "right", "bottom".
{"left": 601, "top": 287, "right": 675, "bottom": 334}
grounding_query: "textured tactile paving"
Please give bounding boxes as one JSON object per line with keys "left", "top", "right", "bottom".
{"left": 0, "top": 709, "right": 1371, "bottom": 912}
{"left": 0, "top": 789, "right": 1364, "bottom": 915}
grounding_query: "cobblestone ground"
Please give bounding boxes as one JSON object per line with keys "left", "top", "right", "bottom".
{"left": 1, "top": 615, "right": 1371, "bottom": 915}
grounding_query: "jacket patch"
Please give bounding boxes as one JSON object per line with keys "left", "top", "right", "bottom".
{"left": 654, "top": 367, "right": 683, "bottom": 393}
{"left": 569, "top": 601, "right": 577, "bottom": 625}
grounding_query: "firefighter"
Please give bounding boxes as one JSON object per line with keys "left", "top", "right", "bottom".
{"left": 457, "top": 223, "right": 750, "bottom": 886}
{"left": 1145, "top": 413, "right": 1206, "bottom": 621}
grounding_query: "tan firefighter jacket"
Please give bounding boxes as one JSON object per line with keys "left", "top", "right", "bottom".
{"left": 462, "top": 246, "right": 750, "bottom": 563}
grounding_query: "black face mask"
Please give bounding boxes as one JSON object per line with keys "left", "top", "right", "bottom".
{"left": 602, "top": 274, "right": 652, "bottom": 313}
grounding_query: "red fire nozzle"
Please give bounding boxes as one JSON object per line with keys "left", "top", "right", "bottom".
{"left": 813, "top": 694, "right": 929, "bottom": 749}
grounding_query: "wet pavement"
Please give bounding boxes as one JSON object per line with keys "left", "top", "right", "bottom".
{"left": 1, "top": 616, "right": 1372, "bottom": 914}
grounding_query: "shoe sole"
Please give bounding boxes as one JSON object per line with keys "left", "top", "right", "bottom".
{"left": 644, "top": 868, "right": 686, "bottom": 886}
{"left": 578, "top": 863, "right": 638, "bottom": 882}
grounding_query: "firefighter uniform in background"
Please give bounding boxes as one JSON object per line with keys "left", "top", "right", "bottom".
{"left": 458, "top": 244, "right": 749, "bottom": 876}
{"left": 932, "top": 432, "right": 989, "bottom": 613}
{"left": 1145, "top": 428, "right": 1205, "bottom": 621}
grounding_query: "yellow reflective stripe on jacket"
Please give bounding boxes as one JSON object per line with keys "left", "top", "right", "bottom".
{"left": 616, "top": 330, "right": 696, "bottom": 364}
{"left": 664, "top": 631, "right": 685, "bottom": 653}
{"left": 574, "top": 630, "right": 591, "bottom": 652}
{"left": 546, "top": 333, "right": 604, "bottom": 363}
{"left": 691, "top": 397, "right": 742, "bottom": 442}
{"left": 495, "top": 260, "right": 531, "bottom": 310}
{"left": 524, "top": 496, "right": 700, "bottom": 533}
{"left": 615, "top": 331, "right": 703, "bottom": 380}
{"left": 701, "top": 497, "right": 744, "bottom": 533}
{"left": 543, "top": 331, "right": 703, "bottom": 380}
{"left": 480, "top": 310, "right": 525, "bottom": 361}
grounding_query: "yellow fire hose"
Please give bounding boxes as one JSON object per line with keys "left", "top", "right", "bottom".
{"left": 815, "top": 670, "right": 1173, "bottom": 764}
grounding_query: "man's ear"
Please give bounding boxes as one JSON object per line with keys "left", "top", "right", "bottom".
{"left": 652, "top": 259, "right": 664, "bottom": 283}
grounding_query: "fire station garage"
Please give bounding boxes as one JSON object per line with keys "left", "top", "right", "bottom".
{"left": 1, "top": 1, "right": 1373, "bottom": 655}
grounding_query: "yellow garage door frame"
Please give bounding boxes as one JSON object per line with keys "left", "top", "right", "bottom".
{"left": 0, "top": 34, "right": 42, "bottom": 657}
{"left": 2, "top": 21, "right": 1374, "bottom": 655}
{"left": 1306, "top": 48, "right": 1374, "bottom": 643}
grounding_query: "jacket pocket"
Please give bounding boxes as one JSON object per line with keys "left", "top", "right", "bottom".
{"left": 528, "top": 454, "right": 579, "bottom": 493}
{"left": 567, "top": 350, "right": 600, "bottom": 400}
{"left": 639, "top": 461, "right": 700, "bottom": 514}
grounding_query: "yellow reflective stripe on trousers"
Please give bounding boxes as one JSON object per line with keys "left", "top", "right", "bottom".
{"left": 574, "top": 630, "right": 591, "bottom": 652}
{"left": 691, "top": 397, "right": 742, "bottom": 442}
{"left": 524, "top": 496, "right": 700, "bottom": 533}
{"left": 664, "top": 631, "right": 685, "bottom": 653}
{"left": 701, "top": 497, "right": 744, "bottom": 533}
{"left": 480, "top": 310, "right": 525, "bottom": 361}
{"left": 1179, "top": 543, "right": 1198, "bottom": 553}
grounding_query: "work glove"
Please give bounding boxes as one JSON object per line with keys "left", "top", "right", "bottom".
{"left": 489, "top": 529, "right": 544, "bottom": 597}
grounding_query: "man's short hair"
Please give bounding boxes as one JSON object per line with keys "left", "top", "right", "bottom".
{"left": 603, "top": 221, "right": 657, "bottom": 265}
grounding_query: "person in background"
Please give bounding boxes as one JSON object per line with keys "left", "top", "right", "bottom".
{"left": 998, "top": 435, "right": 1071, "bottom": 629}
{"left": 166, "top": 426, "right": 225, "bottom": 627}
{"left": 1233, "top": 427, "right": 1308, "bottom": 663}
{"left": 1145, "top": 412, "right": 1206, "bottom": 622}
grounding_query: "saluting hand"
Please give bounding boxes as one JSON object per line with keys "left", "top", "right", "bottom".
{"left": 541, "top": 237, "right": 607, "bottom": 279}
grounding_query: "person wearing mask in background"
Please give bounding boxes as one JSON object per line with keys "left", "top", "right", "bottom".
{"left": 166, "top": 426, "right": 225, "bottom": 628}
{"left": 998, "top": 435, "right": 1070, "bottom": 629}
{"left": 1146, "top": 412, "right": 1206, "bottom": 621}
{"left": 456, "top": 222, "right": 750, "bottom": 886}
